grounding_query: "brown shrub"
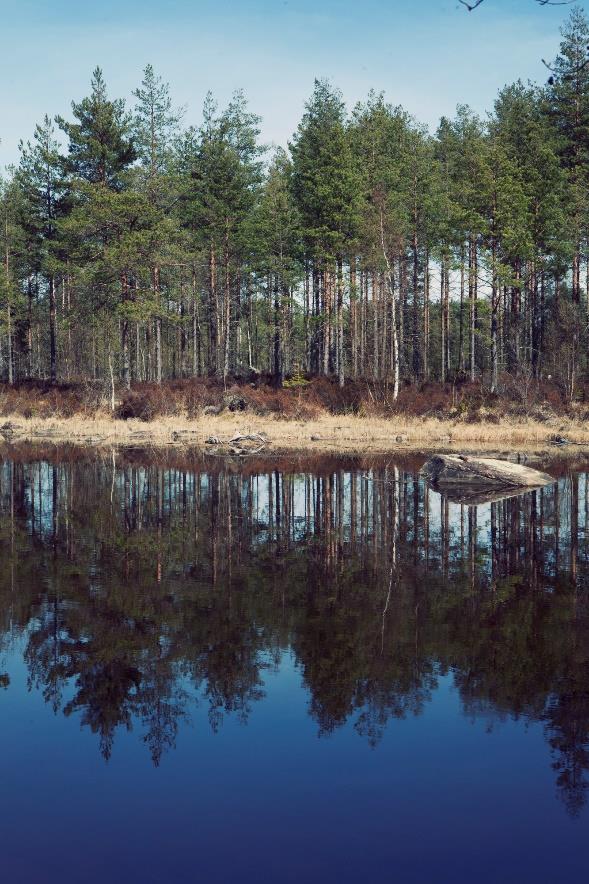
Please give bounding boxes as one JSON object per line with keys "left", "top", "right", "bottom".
{"left": 305, "top": 377, "right": 365, "bottom": 414}
{"left": 0, "top": 380, "right": 107, "bottom": 419}
{"left": 115, "top": 385, "right": 181, "bottom": 421}
{"left": 363, "top": 380, "right": 498, "bottom": 419}
{"left": 0, "top": 373, "right": 584, "bottom": 424}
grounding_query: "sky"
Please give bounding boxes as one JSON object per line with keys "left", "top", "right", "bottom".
{"left": 0, "top": 0, "right": 582, "bottom": 171}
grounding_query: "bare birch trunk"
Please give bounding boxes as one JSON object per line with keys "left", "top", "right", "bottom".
{"left": 380, "top": 210, "right": 399, "bottom": 401}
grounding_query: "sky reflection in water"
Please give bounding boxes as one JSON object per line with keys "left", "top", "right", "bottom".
{"left": 0, "top": 450, "right": 588, "bottom": 883}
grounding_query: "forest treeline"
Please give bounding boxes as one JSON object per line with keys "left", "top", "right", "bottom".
{"left": 2, "top": 9, "right": 589, "bottom": 400}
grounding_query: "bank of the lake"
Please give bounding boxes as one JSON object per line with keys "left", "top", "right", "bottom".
{"left": 2, "top": 412, "right": 589, "bottom": 453}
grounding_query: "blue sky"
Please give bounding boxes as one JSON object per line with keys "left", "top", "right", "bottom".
{"left": 0, "top": 0, "right": 581, "bottom": 170}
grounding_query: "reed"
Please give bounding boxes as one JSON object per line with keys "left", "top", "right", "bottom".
{"left": 2, "top": 412, "right": 588, "bottom": 453}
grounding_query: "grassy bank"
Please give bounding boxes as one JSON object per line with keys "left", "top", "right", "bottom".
{"left": 1, "top": 377, "right": 589, "bottom": 453}
{"left": 2, "top": 412, "right": 589, "bottom": 454}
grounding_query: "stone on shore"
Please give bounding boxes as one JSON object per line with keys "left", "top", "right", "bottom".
{"left": 421, "top": 454, "right": 553, "bottom": 490}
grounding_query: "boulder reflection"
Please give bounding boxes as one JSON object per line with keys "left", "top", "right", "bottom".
{"left": 0, "top": 451, "right": 588, "bottom": 816}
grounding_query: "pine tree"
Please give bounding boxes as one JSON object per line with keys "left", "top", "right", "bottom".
{"left": 492, "top": 82, "right": 568, "bottom": 378}
{"left": 0, "top": 175, "right": 27, "bottom": 384}
{"left": 546, "top": 7, "right": 589, "bottom": 304}
{"left": 440, "top": 107, "right": 488, "bottom": 381}
{"left": 57, "top": 67, "right": 136, "bottom": 189}
{"left": 434, "top": 116, "right": 465, "bottom": 383}
{"left": 16, "top": 115, "right": 68, "bottom": 382}
{"left": 57, "top": 69, "right": 139, "bottom": 387}
{"left": 133, "top": 64, "right": 182, "bottom": 383}
{"left": 291, "top": 80, "right": 362, "bottom": 384}
{"left": 253, "top": 148, "right": 302, "bottom": 385}
{"left": 133, "top": 64, "right": 181, "bottom": 199}
{"left": 350, "top": 93, "right": 412, "bottom": 390}
{"left": 481, "top": 135, "right": 531, "bottom": 390}
{"left": 176, "top": 91, "right": 264, "bottom": 380}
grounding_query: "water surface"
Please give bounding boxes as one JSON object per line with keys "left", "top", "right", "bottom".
{"left": 1, "top": 448, "right": 588, "bottom": 883}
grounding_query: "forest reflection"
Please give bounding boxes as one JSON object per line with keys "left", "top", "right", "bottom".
{"left": 1, "top": 450, "right": 589, "bottom": 817}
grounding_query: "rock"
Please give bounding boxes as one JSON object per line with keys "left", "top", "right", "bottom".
{"left": 0, "top": 421, "right": 22, "bottom": 439}
{"left": 171, "top": 429, "right": 198, "bottom": 441}
{"left": 203, "top": 404, "right": 223, "bottom": 416}
{"left": 421, "top": 454, "right": 554, "bottom": 490}
{"left": 438, "top": 486, "right": 543, "bottom": 506}
{"left": 224, "top": 395, "right": 247, "bottom": 412}
{"left": 205, "top": 436, "right": 220, "bottom": 445}
{"left": 310, "top": 435, "right": 322, "bottom": 441}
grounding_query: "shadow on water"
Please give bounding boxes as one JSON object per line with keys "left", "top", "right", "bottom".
{"left": 1, "top": 446, "right": 589, "bottom": 817}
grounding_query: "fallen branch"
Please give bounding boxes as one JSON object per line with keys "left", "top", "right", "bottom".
{"left": 204, "top": 431, "right": 269, "bottom": 456}
{"left": 228, "top": 432, "right": 268, "bottom": 445}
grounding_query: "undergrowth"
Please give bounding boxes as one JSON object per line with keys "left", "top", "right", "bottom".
{"left": 0, "top": 374, "right": 587, "bottom": 423}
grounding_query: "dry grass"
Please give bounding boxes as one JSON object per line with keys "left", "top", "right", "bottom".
{"left": 2, "top": 375, "right": 589, "bottom": 454}
{"left": 2, "top": 411, "right": 589, "bottom": 454}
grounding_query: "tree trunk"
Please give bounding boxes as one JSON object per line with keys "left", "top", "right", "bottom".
{"left": 337, "top": 257, "right": 344, "bottom": 388}
{"left": 26, "top": 278, "right": 33, "bottom": 379}
{"left": 360, "top": 269, "right": 366, "bottom": 377}
{"left": 209, "top": 243, "right": 219, "bottom": 375}
{"left": 509, "top": 261, "right": 521, "bottom": 374}
{"left": 192, "top": 266, "right": 201, "bottom": 377}
{"left": 373, "top": 271, "right": 379, "bottom": 379}
{"left": 311, "top": 265, "right": 319, "bottom": 375}
{"left": 441, "top": 257, "right": 447, "bottom": 383}
{"left": 223, "top": 234, "right": 231, "bottom": 384}
{"left": 49, "top": 275, "right": 57, "bottom": 384}
{"left": 469, "top": 235, "right": 476, "bottom": 383}
{"left": 350, "top": 259, "right": 358, "bottom": 378}
{"left": 273, "top": 274, "right": 282, "bottom": 388}
{"left": 573, "top": 248, "right": 581, "bottom": 304}
{"left": 530, "top": 262, "right": 539, "bottom": 378}
{"left": 490, "top": 237, "right": 499, "bottom": 393}
{"left": 4, "top": 226, "right": 13, "bottom": 386}
{"left": 121, "top": 274, "right": 131, "bottom": 390}
{"left": 153, "top": 265, "right": 162, "bottom": 384}
{"left": 457, "top": 243, "right": 465, "bottom": 377}
{"left": 322, "top": 268, "right": 330, "bottom": 376}
{"left": 380, "top": 210, "right": 399, "bottom": 401}
{"left": 304, "top": 261, "right": 311, "bottom": 373}
{"left": 412, "top": 225, "right": 421, "bottom": 381}
{"left": 423, "top": 250, "right": 430, "bottom": 381}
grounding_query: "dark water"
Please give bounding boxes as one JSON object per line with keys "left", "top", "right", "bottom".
{"left": 1, "top": 449, "right": 589, "bottom": 883}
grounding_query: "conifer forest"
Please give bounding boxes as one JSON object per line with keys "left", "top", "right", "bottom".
{"left": 3, "top": 9, "right": 589, "bottom": 402}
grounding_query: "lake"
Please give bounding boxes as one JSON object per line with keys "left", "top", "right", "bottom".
{"left": 0, "top": 447, "right": 588, "bottom": 883}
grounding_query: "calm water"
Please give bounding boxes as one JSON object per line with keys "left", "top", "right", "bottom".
{"left": 1, "top": 449, "right": 589, "bottom": 883}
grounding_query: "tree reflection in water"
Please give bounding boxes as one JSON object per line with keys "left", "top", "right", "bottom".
{"left": 0, "top": 450, "right": 588, "bottom": 815}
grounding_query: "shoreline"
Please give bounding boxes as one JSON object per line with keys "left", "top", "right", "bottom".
{"left": 2, "top": 413, "right": 589, "bottom": 455}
